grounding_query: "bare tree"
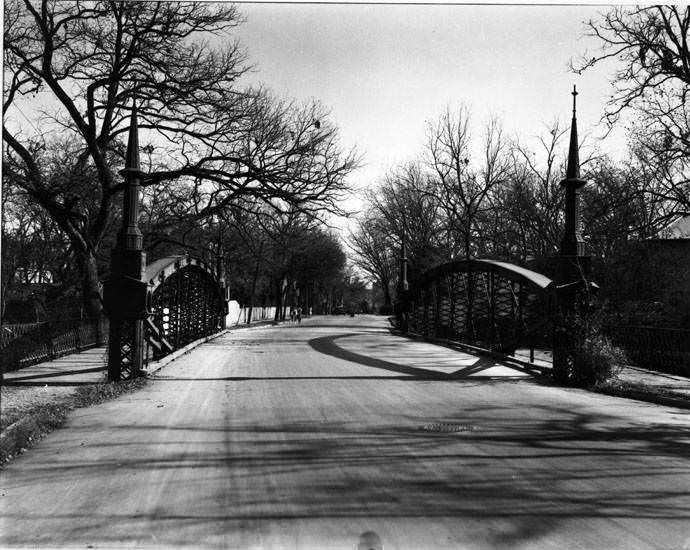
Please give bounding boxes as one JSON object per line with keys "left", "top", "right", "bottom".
{"left": 347, "top": 213, "right": 397, "bottom": 307}
{"left": 573, "top": 5, "right": 689, "bottom": 220}
{"left": 501, "top": 122, "right": 570, "bottom": 261}
{"left": 369, "top": 162, "right": 444, "bottom": 287}
{"left": 3, "top": 0, "right": 357, "bottom": 316}
{"left": 575, "top": 7, "right": 689, "bottom": 135}
{"left": 424, "top": 107, "right": 510, "bottom": 260}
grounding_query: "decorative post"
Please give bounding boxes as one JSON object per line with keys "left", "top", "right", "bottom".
{"left": 395, "top": 225, "right": 409, "bottom": 331}
{"left": 560, "top": 86, "right": 588, "bottom": 261}
{"left": 104, "top": 99, "right": 150, "bottom": 381}
{"left": 552, "top": 86, "right": 593, "bottom": 379}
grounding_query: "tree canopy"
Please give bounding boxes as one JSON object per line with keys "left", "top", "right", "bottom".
{"left": 3, "top": 0, "right": 358, "bottom": 317}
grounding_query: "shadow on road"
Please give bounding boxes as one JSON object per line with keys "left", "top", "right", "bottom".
{"left": 308, "top": 333, "right": 520, "bottom": 380}
{"left": 279, "top": 323, "right": 385, "bottom": 331}
{"left": 3, "top": 366, "right": 106, "bottom": 384}
{"left": 3, "top": 402, "right": 688, "bottom": 549}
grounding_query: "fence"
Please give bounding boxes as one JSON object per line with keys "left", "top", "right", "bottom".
{"left": 226, "top": 302, "right": 279, "bottom": 326}
{"left": 0, "top": 318, "right": 108, "bottom": 373}
{"left": 606, "top": 325, "right": 690, "bottom": 376}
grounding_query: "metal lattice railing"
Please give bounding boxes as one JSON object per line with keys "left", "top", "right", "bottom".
{"left": 0, "top": 317, "right": 108, "bottom": 373}
{"left": 143, "top": 257, "right": 226, "bottom": 365}
{"left": 404, "top": 259, "right": 555, "bottom": 355}
{"left": 606, "top": 325, "right": 690, "bottom": 376}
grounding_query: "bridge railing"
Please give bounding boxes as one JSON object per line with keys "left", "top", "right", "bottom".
{"left": 401, "top": 259, "right": 556, "bottom": 360}
{"left": 0, "top": 317, "right": 108, "bottom": 373}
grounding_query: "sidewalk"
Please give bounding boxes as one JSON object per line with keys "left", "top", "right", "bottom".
{"left": 2, "top": 346, "right": 108, "bottom": 386}
{"left": 1, "top": 319, "right": 278, "bottom": 387}
{"left": 615, "top": 364, "right": 690, "bottom": 399}
{"left": 511, "top": 347, "right": 690, "bottom": 400}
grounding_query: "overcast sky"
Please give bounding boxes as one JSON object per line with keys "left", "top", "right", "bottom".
{"left": 233, "top": 3, "right": 625, "bottom": 220}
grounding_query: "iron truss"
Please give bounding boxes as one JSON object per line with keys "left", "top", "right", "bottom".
{"left": 404, "top": 259, "right": 556, "bottom": 354}
{"left": 144, "top": 256, "right": 226, "bottom": 365}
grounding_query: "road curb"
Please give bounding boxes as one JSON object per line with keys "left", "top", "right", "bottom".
{"left": 593, "top": 387, "right": 690, "bottom": 410}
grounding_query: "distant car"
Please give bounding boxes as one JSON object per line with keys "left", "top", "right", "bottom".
{"left": 333, "top": 306, "right": 346, "bottom": 315}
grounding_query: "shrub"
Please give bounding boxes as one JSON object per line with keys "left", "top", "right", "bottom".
{"left": 573, "top": 331, "right": 627, "bottom": 386}
{"left": 553, "top": 313, "right": 627, "bottom": 387}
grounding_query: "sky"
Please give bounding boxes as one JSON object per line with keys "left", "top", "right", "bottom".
{"left": 232, "top": 3, "right": 626, "bottom": 221}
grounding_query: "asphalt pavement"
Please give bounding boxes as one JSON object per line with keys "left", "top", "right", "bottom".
{"left": 1, "top": 315, "right": 689, "bottom": 549}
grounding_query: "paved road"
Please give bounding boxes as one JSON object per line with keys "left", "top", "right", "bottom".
{"left": 1, "top": 316, "right": 689, "bottom": 549}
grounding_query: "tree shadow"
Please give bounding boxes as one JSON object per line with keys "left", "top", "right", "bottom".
{"left": 3, "top": 403, "right": 689, "bottom": 548}
{"left": 3, "top": 366, "right": 106, "bottom": 383}
{"left": 308, "top": 333, "right": 527, "bottom": 380}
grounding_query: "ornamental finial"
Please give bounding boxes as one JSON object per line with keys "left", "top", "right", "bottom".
{"left": 572, "top": 85, "right": 578, "bottom": 118}
{"left": 565, "top": 86, "right": 581, "bottom": 182}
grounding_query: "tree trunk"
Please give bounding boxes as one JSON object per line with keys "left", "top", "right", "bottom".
{"left": 76, "top": 249, "right": 103, "bottom": 318}
{"left": 248, "top": 242, "right": 264, "bottom": 324}
{"left": 382, "top": 281, "right": 392, "bottom": 306}
{"left": 274, "top": 278, "right": 282, "bottom": 321}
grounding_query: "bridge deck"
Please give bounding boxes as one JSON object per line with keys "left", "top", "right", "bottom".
{"left": 1, "top": 316, "right": 689, "bottom": 549}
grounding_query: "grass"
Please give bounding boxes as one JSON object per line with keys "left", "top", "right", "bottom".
{"left": 1, "top": 377, "right": 148, "bottom": 466}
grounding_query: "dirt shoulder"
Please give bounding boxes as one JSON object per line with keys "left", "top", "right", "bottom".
{"left": 1, "top": 378, "right": 147, "bottom": 466}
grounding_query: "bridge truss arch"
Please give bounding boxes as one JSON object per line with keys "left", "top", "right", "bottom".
{"left": 404, "top": 259, "right": 556, "bottom": 354}
{"left": 143, "top": 255, "right": 226, "bottom": 362}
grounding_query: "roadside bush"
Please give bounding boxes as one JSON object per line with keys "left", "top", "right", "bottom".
{"left": 553, "top": 313, "right": 627, "bottom": 387}
{"left": 573, "top": 331, "right": 627, "bottom": 386}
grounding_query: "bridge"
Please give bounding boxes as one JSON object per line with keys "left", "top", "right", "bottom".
{"left": 96, "top": 91, "right": 591, "bottom": 384}
{"left": 1, "top": 94, "right": 689, "bottom": 549}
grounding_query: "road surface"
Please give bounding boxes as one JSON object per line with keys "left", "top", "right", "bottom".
{"left": 1, "top": 315, "right": 689, "bottom": 549}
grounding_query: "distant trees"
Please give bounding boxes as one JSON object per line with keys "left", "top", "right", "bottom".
{"left": 348, "top": 214, "right": 397, "bottom": 308}
{"left": 424, "top": 107, "right": 511, "bottom": 261}
{"left": 251, "top": 208, "right": 346, "bottom": 320}
{"left": 2, "top": 0, "right": 357, "bottom": 318}
{"left": 1, "top": 183, "right": 77, "bottom": 320}
{"left": 137, "top": 198, "right": 348, "bottom": 320}
{"left": 349, "top": 98, "right": 686, "bottom": 319}
{"left": 350, "top": 107, "right": 517, "bottom": 298}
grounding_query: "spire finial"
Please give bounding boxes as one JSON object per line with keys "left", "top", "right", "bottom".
{"left": 560, "top": 86, "right": 587, "bottom": 257}
{"left": 565, "top": 86, "right": 582, "bottom": 182}
{"left": 572, "top": 85, "right": 578, "bottom": 118}
{"left": 117, "top": 94, "right": 144, "bottom": 250}
{"left": 125, "top": 98, "right": 141, "bottom": 173}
